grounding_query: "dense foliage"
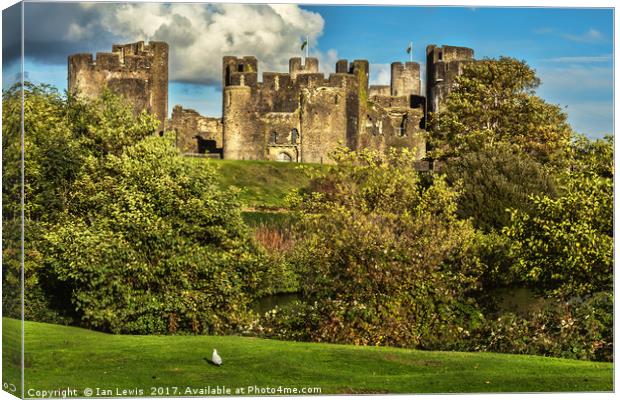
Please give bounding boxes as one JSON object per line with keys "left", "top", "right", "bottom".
{"left": 44, "top": 136, "right": 262, "bottom": 334}
{"left": 2, "top": 83, "right": 263, "bottom": 333}
{"left": 430, "top": 57, "right": 572, "bottom": 162}
{"left": 3, "top": 67, "right": 612, "bottom": 363}
{"left": 274, "top": 148, "right": 484, "bottom": 347}
{"left": 444, "top": 143, "right": 557, "bottom": 232}
{"left": 469, "top": 292, "right": 613, "bottom": 362}
{"left": 504, "top": 136, "right": 613, "bottom": 299}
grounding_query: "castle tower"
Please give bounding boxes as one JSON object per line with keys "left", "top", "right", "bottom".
{"left": 222, "top": 85, "right": 257, "bottom": 160}
{"left": 68, "top": 41, "right": 169, "bottom": 132}
{"left": 390, "top": 62, "right": 421, "bottom": 97}
{"left": 426, "top": 44, "right": 474, "bottom": 114}
{"left": 350, "top": 60, "right": 370, "bottom": 95}
{"left": 222, "top": 56, "right": 262, "bottom": 160}
{"left": 289, "top": 57, "right": 319, "bottom": 80}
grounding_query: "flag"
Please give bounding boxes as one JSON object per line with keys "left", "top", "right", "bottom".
{"left": 301, "top": 38, "right": 308, "bottom": 51}
{"left": 406, "top": 43, "right": 412, "bottom": 54}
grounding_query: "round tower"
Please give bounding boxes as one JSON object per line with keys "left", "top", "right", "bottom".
{"left": 222, "top": 85, "right": 255, "bottom": 160}
{"left": 390, "top": 62, "right": 421, "bottom": 97}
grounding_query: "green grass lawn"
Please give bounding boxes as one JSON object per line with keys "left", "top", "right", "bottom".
{"left": 2, "top": 318, "right": 613, "bottom": 397}
{"left": 191, "top": 158, "right": 324, "bottom": 209}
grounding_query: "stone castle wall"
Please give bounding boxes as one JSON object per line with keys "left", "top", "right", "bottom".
{"left": 68, "top": 41, "right": 169, "bottom": 131}
{"left": 69, "top": 41, "right": 474, "bottom": 164}
{"left": 171, "top": 105, "right": 223, "bottom": 155}
{"left": 219, "top": 54, "right": 429, "bottom": 164}
{"left": 426, "top": 44, "right": 474, "bottom": 114}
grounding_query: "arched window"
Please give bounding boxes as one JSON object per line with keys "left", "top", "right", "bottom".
{"left": 277, "top": 152, "right": 293, "bottom": 162}
{"left": 398, "top": 116, "right": 407, "bottom": 137}
{"left": 291, "top": 128, "right": 298, "bottom": 145}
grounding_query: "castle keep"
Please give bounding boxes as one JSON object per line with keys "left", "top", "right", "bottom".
{"left": 68, "top": 41, "right": 169, "bottom": 132}
{"left": 68, "top": 42, "right": 474, "bottom": 164}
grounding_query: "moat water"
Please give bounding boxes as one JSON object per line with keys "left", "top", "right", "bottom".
{"left": 252, "top": 292, "right": 300, "bottom": 314}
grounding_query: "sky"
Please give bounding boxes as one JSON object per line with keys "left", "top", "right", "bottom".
{"left": 2, "top": 3, "right": 614, "bottom": 138}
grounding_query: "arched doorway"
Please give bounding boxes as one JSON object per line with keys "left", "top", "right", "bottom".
{"left": 277, "top": 152, "right": 293, "bottom": 162}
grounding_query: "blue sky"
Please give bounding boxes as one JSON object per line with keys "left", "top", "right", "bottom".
{"left": 3, "top": 4, "right": 614, "bottom": 137}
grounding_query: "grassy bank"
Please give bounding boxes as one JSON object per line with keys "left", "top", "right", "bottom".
{"left": 189, "top": 158, "right": 323, "bottom": 209}
{"left": 2, "top": 318, "right": 613, "bottom": 397}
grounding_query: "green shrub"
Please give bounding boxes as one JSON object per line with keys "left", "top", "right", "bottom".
{"left": 284, "top": 147, "right": 483, "bottom": 348}
{"left": 43, "top": 135, "right": 263, "bottom": 334}
{"left": 444, "top": 143, "right": 557, "bottom": 232}
{"left": 469, "top": 292, "right": 612, "bottom": 362}
{"left": 504, "top": 169, "right": 612, "bottom": 298}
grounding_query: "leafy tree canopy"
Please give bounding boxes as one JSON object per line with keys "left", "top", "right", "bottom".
{"left": 504, "top": 136, "right": 613, "bottom": 299}
{"left": 444, "top": 142, "right": 557, "bottom": 232}
{"left": 44, "top": 135, "right": 263, "bottom": 334}
{"left": 430, "top": 57, "right": 573, "bottom": 162}
{"left": 286, "top": 148, "right": 483, "bottom": 347}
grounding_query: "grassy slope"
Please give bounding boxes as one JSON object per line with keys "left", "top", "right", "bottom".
{"left": 194, "top": 158, "right": 323, "bottom": 209}
{"left": 3, "top": 318, "right": 613, "bottom": 396}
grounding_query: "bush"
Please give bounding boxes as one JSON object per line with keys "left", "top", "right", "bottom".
{"left": 469, "top": 292, "right": 612, "bottom": 362}
{"left": 43, "top": 135, "right": 263, "bottom": 334}
{"left": 504, "top": 167, "right": 612, "bottom": 298}
{"left": 283, "top": 148, "right": 484, "bottom": 348}
{"left": 445, "top": 143, "right": 557, "bottom": 232}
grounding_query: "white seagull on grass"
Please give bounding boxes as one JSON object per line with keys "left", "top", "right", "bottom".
{"left": 212, "top": 349, "right": 222, "bottom": 366}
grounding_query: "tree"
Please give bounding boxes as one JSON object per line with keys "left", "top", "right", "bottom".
{"left": 285, "top": 148, "right": 483, "bottom": 348}
{"left": 445, "top": 142, "right": 557, "bottom": 232}
{"left": 504, "top": 136, "right": 613, "bottom": 298}
{"left": 2, "top": 83, "right": 164, "bottom": 323}
{"left": 44, "top": 135, "right": 263, "bottom": 334}
{"left": 430, "top": 57, "right": 572, "bottom": 162}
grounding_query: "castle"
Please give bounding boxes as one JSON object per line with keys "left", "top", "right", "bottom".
{"left": 68, "top": 41, "right": 474, "bottom": 164}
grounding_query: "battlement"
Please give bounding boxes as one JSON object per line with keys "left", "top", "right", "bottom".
{"left": 223, "top": 56, "right": 258, "bottom": 86}
{"left": 426, "top": 44, "right": 474, "bottom": 64}
{"left": 289, "top": 57, "right": 319, "bottom": 79}
{"left": 68, "top": 41, "right": 169, "bottom": 73}
{"left": 369, "top": 85, "right": 391, "bottom": 97}
{"left": 262, "top": 72, "right": 292, "bottom": 90}
{"left": 68, "top": 41, "right": 168, "bottom": 130}
{"left": 112, "top": 41, "right": 166, "bottom": 57}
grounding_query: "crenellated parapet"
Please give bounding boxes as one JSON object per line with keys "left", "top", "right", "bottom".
{"left": 426, "top": 44, "right": 474, "bottom": 113}
{"left": 68, "top": 41, "right": 168, "bottom": 131}
{"left": 289, "top": 57, "right": 319, "bottom": 79}
{"left": 223, "top": 56, "right": 259, "bottom": 87}
{"left": 390, "top": 61, "right": 421, "bottom": 97}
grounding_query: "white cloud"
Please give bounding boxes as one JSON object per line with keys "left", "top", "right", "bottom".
{"left": 74, "top": 3, "right": 334, "bottom": 85}
{"left": 537, "top": 65, "right": 613, "bottom": 94}
{"left": 562, "top": 28, "right": 604, "bottom": 43}
{"left": 544, "top": 54, "right": 612, "bottom": 63}
{"left": 370, "top": 63, "right": 391, "bottom": 85}
{"left": 535, "top": 27, "right": 608, "bottom": 44}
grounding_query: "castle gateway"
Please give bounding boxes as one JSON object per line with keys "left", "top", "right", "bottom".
{"left": 68, "top": 42, "right": 474, "bottom": 164}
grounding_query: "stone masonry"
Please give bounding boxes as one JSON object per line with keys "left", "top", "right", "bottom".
{"left": 68, "top": 41, "right": 474, "bottom": 164}
{"left": 68, "top": 41, "right": 169, "bottom": 132}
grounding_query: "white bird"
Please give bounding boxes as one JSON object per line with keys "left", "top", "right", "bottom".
{"left": 211, "top": 349, "right": 222, "bottom": 366}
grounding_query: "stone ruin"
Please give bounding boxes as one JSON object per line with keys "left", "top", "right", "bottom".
{"left": 68, "top": 42, "right": 474, "bottom": 164}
